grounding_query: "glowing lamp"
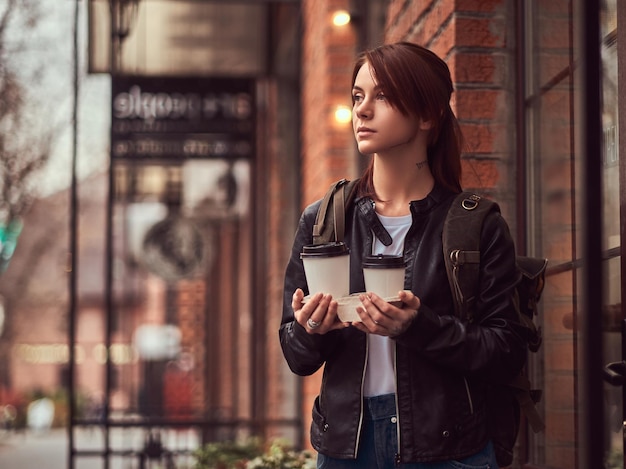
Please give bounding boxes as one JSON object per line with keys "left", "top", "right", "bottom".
{"left": 334, "top": 105, "right": 352, "bottom": 124}
{"left": 332, "top": 10, "right": 351, "bottom": 27}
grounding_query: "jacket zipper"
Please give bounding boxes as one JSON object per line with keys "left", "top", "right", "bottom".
{"left": 368, "top": 200, "right": 402, "bottom": 465}
{"left": 354, "top": 337, "right": 368, "bottom": 458}
{"left": 463, "top": 377, "right": 474, "bottom": 414}
{"left": 393, "top": 343, "right": 401, "bottom": 466}
{"left": 394, "top": 206, "right": 416, "bottom": 467}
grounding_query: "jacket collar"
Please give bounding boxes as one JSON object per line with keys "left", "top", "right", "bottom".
{"left": 356, "top": 197, "right": 393, "bottom": 246}
{"left": 354, "top": 183, "right": 454, "bottom": 246}
{"left": 409, "top": 183, "right": 452, "bottom": 215}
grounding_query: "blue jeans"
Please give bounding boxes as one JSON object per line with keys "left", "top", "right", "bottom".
{"left": 316, "top": 394, "right": 499, "bottom": 469}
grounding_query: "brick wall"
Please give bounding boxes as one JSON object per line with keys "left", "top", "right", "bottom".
{"left": 385, "top": 0, "right": 517, "bottom": 219}
{"left": 301, "top": 0, "right": 359, "bottom": 208}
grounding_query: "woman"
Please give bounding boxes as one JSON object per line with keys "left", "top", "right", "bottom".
{"left": 279, "top": 42, "right": 526, "bottom": 468}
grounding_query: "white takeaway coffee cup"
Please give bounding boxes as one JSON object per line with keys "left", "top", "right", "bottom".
{"left": 300, "top": 242, "right": 350, "bottom": 298}
{"left": 363, "top": 254, "right": 405, "bottom": 298}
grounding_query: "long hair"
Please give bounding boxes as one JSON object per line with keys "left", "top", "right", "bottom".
{"left": 352, "top": 42, "right": 464, "bottom": 195}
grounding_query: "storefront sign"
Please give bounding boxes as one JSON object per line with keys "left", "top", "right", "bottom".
{"left": 111, "top": 76, "right": 255, "bottom": 160}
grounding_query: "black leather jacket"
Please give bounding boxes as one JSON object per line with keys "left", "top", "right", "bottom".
{"left": 279, "top": 184, "right": 527, "bottom": 463}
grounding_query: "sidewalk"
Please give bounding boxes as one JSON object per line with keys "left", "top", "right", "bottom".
{"left": 0, "top": 427, "right": 199, "bottom": 468}
{"left": 0, "top": 428, "right": 68, "bottom": 469}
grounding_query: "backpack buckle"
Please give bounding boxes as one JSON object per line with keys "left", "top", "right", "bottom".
{"left": 461, "top": 194, "right": 481, "bottom": 211}
{"left": 450, "top": 249, "right": 461, "bottom": 266}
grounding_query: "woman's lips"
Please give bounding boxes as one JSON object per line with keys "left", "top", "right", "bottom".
{"left": 356, "top": 127, "right": 375, "bottom": 137}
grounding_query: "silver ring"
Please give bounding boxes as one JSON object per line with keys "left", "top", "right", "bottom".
{"left": 307, "top": 318, "right": 321, "bottom": 329}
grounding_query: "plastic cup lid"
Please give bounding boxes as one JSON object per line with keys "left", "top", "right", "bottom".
{"left": 301, "top": 242, "right": 349, "bottom": 258}
{"left": 363, "top": 254, "right": 405, "bottom": 269}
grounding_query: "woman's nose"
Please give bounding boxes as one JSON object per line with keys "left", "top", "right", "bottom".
{"left": 355, "top": 100, "right": 371, "bottom": 119}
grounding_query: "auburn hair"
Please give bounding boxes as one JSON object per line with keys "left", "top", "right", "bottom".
{"left": 352, "top": 42, "right": 464, "bottom": 196}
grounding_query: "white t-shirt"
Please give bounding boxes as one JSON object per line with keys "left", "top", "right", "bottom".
{"left": 363, "top": 212, "right": 412, "bottom": 397}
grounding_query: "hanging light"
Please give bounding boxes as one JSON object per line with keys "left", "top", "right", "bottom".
{"left": 332, "top": 10, "right": 351, "bottom": 27}
{"left": 334, "top": 105, "right": 352, "bottom": 124}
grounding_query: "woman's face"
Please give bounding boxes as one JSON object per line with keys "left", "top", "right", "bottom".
{"left": 352, "top": 63, "right": 427, "bottom": 156}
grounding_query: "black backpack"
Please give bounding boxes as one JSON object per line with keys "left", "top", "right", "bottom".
{"left": 314, "top": 180, "right": 547, "bottom": 467}
{"left": 443, "top": 192, "right": 546, "bottom": 467}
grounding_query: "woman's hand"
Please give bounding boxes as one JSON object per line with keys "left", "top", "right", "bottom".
{"left": 292, "top": 288, "right": 351, "bottom": 334}
{"left": 353, "top": 290, "right": 420, "bottom": 337}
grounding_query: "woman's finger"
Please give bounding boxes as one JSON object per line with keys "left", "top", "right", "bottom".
{"left": 355, "top": 291, "right": 420, "bottom": 337}
{"left": 398, "top": 290, "right": 421, "bottom": 311}
{"left": 292, "top": 288, "right": 305, "bottom": 310}
{"left": 296, "top": 294, "right": 345, "bottom": 334}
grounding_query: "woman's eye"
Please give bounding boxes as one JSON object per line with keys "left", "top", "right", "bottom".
{"left": 352, "top": 94, "right": 363, "bottom": 103}
{"left": 376, "top": 93, "right": 386, "bottom": 100}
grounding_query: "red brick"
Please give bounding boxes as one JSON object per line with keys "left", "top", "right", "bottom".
{"left": 386, "top": 0, "right": 410, "bottom": 31}
{"left": 420, "top": 0, "right": 454, "bottom": 43}
{"left": 459, "top": 123, "right": 496, "bottom": 153}
{"left": 449, "top": 53, "right": 504, "bottom": 85}
{"left": 301, "top": 0, "right": 355, "bottom": 211}
{"left": 455, "top": 17, "right": 504, "bottom": 48}
{"left": 456, "top": 0, "right": 505, "bottom": 13}
{"left": 328, "top": 49, "right": 357, "bottom": 71}
{"left": 427, "top": 17, "right": 455, "bottom": 58}
{"left": 387, "top": 8, "right": 415, "bottom": 42}
{"left": 455, "top": 89, "right": 499, "bottom": 120}
{"left": 460, "top": 158, "right": 499, "bottom": 189}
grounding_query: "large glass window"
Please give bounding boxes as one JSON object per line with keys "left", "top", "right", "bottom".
{"left": 600, "top": 2, "right": 620, "bottom": 467}
{"left": 525, "top": 2, "right": 576, "bottom": 466}
{"left": 71, "top": 56, "right": 259, "bottom": 469}
{"left": 525, "top": 0, "right": 620, "bottom": 467}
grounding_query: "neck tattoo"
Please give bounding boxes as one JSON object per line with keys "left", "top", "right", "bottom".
{"left": 415, "top": 160, "right": 428, "bottom": 170}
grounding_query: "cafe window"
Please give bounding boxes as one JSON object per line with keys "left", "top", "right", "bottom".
{"left": 524, "top": 0, "right": 621, "bottom": 467}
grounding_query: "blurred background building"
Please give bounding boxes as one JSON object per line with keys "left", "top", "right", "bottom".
{"left": 0, "top": 0, "right": 622, "bottom": 468}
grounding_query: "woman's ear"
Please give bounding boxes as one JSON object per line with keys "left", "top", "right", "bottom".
{"left": 419, "top": 118, "right": 433, "bottom": 130}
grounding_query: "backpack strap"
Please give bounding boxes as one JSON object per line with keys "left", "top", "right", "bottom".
{"left": 508, "top": 373, "right": 546, "bottom": 433}
{"left": 333, "top": 180, "right": 347, "bottom": 242}
{"left": 313, "top": 179, "right": 360, "bottom": 245}
{"left": 442, "top": 192, "right": 498, "bottom": 321}
{"left": 516, "top": 256, "right": 548, "bottom": 352}
{"left": 444, "top": 192, "right": 547, "bottom": 437}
